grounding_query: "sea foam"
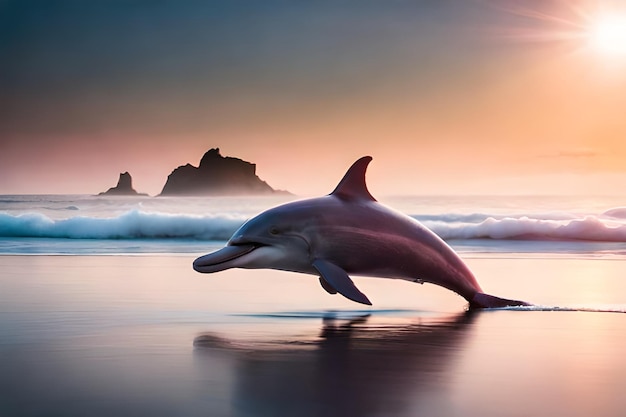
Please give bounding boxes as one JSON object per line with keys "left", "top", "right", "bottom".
{"left": 0, "top": 210, "right": 245, "bottom": 240}
{"left": 2, "top": 209, "right": 626, "bottom": 242}
{"left": 425, "top": 215, "right": 626, "bottom": 242}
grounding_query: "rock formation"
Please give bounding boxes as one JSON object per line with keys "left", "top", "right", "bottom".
{"left": 159, "top": 148, "right": 287, "bottom": 196}
{"left": 98, "top": 172, "right": 147, "bottom": 196}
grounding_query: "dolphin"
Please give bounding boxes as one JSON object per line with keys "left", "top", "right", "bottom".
{"left": 193, "top": 156, "right": 530, "bottom": 309}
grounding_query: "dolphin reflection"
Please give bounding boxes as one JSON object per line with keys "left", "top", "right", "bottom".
{"left": 194, "top": 312, "right": 476, "bottom": 417}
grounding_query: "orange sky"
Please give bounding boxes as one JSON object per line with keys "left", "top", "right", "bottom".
{"left": 1, "top": 0, "right": 625, "bottom": 196}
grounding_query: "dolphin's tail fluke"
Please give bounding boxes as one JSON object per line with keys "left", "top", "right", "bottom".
{"left": 469, "top": 292, "right": 532, "bottom": 309}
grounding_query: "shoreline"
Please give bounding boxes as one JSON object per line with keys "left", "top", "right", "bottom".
{"left": 2, "top": 255, "right": 626, "bottom": 417}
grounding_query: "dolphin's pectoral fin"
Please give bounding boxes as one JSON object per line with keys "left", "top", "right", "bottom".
{"left": 318, "top": 276, "right": 338, "bottom": 294}
{"left": 312, "top": 259, "right": 372, "bottom": 305}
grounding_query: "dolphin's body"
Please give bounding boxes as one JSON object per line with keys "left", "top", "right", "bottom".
{"left": 193, "top": 157, "right": 530, "bottom": 309}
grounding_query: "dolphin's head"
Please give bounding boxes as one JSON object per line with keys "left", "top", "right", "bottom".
{"left": 193, "top": 202, "right": 315, "bottom": 274}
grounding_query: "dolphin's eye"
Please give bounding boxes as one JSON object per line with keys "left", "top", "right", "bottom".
{"left": 269, "top": 226, "right": 280, "bottom": 235}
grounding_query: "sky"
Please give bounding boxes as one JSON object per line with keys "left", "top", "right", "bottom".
{"left": 1, "top": 0, "right": 626, "bottom": 196}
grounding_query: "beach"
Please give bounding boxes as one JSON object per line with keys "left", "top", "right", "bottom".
{"left": 2, "top": 194, "right": 626, "bottom": 416}
{"left": 5, "top": 0, "right": 626, "bottom": 414}
{"left": 5, "top": 1, "right": 626, "bottom": 414}
{"left": 2, "top": 254, "right": 626, "bottom": 417}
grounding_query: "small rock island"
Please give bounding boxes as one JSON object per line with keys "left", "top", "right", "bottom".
{"left": 98, "top": 172, "right": 147, "bottom": 196}
{"left": 159, "top": 148, "right": 287, "bottom": 196}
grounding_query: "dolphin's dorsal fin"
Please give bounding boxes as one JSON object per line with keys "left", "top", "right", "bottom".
{"left": 330, "top": 156, "right": 377, "bottom": 201}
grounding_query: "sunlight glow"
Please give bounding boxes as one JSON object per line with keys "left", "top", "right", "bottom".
{"left": 588, "top": 14, "right": 626, "bottom": 56}
{"left": 493, "top": 2, "right": 626, "bottom": 61}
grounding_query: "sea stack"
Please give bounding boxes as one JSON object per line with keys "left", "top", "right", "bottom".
{"left": 159, "top": 148, "right": 285, "bottom": 196}
{"left": 98, "top": 172, "right": 147, "bottom": 196}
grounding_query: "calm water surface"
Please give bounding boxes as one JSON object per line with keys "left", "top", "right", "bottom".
{"left": 1, "top": 255, "right": 626, "bottom": 417}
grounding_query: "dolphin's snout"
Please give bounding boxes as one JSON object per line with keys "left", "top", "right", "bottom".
{"left": 193, "top": 244, "right": 257, "bottom": 273}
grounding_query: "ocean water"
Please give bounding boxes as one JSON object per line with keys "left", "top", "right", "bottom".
{"left": 3, "top": 193, "right": 626, "bottom": 256}
{"left": 2, "top": 194, "right": 626, "bottom": 416}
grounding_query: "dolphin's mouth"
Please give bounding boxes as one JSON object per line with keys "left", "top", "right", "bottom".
{"left": 193, "top": 244, "right": 258, "bottom": 273}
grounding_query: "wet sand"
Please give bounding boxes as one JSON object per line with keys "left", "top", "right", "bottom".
{"left": 1, "top": 255, "right": 626, "bottom": 417}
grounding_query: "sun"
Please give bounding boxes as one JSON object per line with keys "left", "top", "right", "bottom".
{"left": 587, "top": 14, "right": 626, "bottom": 56}
{"left": 492, "top": 3, "right": 626, "bottom": 61}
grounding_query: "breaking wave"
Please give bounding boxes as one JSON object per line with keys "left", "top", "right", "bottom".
{"left": 424, "top": 215, "right": 626, "bottom": 242}
{"left": 0, "top": 210, "right": 245, "bottom": 240}
{"left": 2, "top": 209, "right": 626, "bottom": 243}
